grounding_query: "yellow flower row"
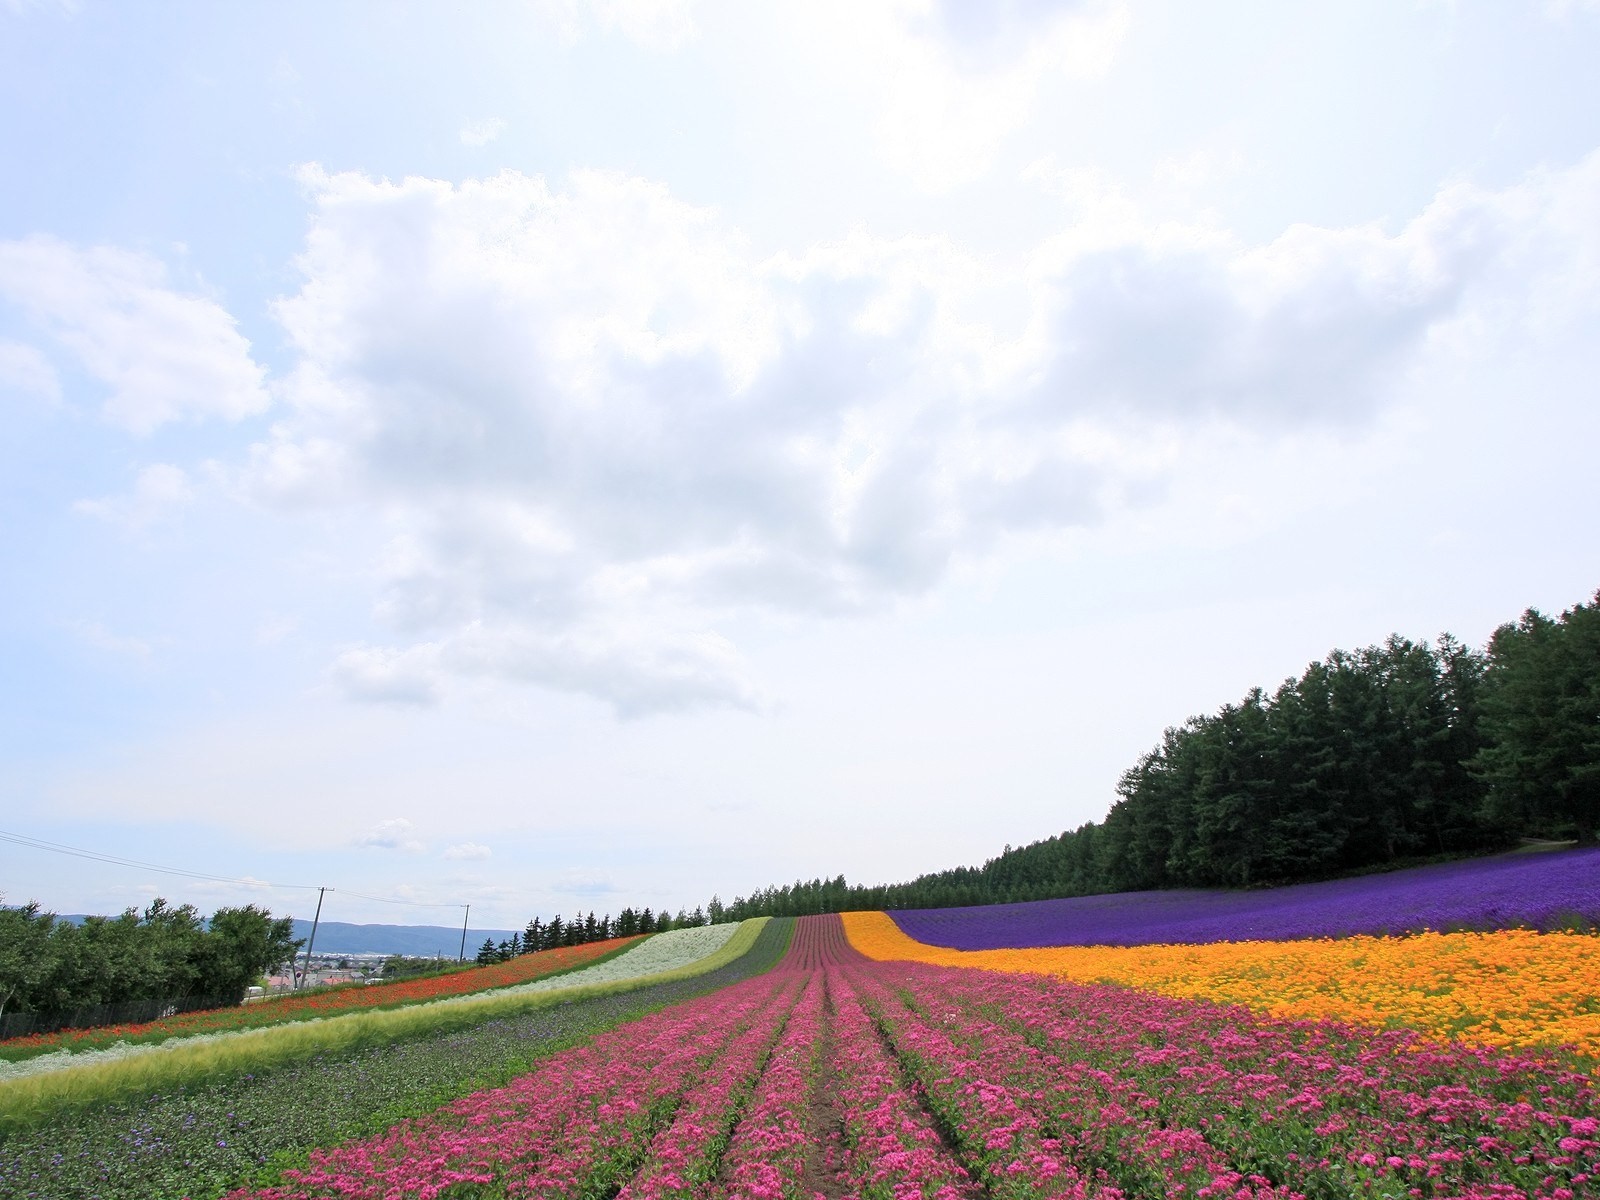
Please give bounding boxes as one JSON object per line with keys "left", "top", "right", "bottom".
{"left": 841, "top": 911, "right": 1600, "bottom": 1059}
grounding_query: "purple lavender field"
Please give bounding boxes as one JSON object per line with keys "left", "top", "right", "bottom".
{"left": 890, "top": 846, "right": 1600, "bottom": 949}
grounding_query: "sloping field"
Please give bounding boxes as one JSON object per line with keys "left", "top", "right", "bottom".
{"left": 7, "top": 860, "right": 1600, "bottom": 1200}
{"left": 0, "top": 925, "right": 747, "bottom": 1085}
{"left": 181, "top": 915, "right": 1597, "bottom": 1200}
{"left": 0, "top": 936, "right": 644, "bottom": 1065}
{"left": 0, "top": 920, "right": 790, "bottom": 1199}
{"left": 890, "top": 845, "right": 1600, "bottom": 949}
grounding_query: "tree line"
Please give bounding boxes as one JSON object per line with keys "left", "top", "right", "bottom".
{"left": 476, "top": 903, "right": 717, "bottom": 964}
{"left": 714, "top": 589, "right": 1600, "bottom": 916}
{"left": 0, "top": 899, "right": 300, "bottom": 1021}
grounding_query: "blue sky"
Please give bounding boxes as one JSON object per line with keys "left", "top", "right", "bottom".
{"left": 3, "top": 0, "right": 1598, "bottom": 930}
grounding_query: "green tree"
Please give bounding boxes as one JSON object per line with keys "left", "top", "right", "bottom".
{"left": 196, "top": 906, "right": 301, "bottom": 1003}
{"left": 0, "top": 901, "right": 55, "bottom": 1020}
{"left": 1476, "top": 595, "right": 1600, "bottom": 842}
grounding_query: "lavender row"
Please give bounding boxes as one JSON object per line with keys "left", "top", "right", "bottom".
{"left": 891, "top": 846, "right": 1600, "bottom": 949}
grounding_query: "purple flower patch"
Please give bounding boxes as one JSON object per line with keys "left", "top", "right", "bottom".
{"left": 891, "top": 846, "right": 1600, "bottom": 948}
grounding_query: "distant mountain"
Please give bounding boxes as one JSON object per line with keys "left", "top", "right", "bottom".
{"left": 289, "top": 919, "right": 523, "bottom": 958}
{"left": 50, "top": 913, "right": 522, "bottom": 959}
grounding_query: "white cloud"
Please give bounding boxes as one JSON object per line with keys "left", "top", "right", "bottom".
{"left": 551, "top": 869, "right": 622, "bottom": 896}
{"left": 69, "top": 619, "right": 154, "bottom": 660}
{"left": 2, "top": 0, "right": 79, "bottom": 14}
{"left": 458, "top": 117, "right": 506, "bottom": 147}
{"left": 530, "top": 0, "right": 699, "bottom": 49}
{"left": 442, "top": 841, "right": 492, "bottom": 861}
{"left": 243, "top": 153, "right": 1597, "bottom": 717}
{"left": 330, "top": 644, "right": 444, "bottom": 707}
{"left": 74, "top": 463, "right": 194, "bottom": 529}
{"left": 0, "top": 339, "right": 59, "bottom": 402}
{"left": 592, "top": 0, "right": 698, "bottom": 49}
{"left": 357, "top": 817, "right": 428, "bottom": 853}
{"left": 0, "top": 236, "right": 269, "bottom": 433}
{"left": 834, "top": 0, "right": 1131, "bottom": 192}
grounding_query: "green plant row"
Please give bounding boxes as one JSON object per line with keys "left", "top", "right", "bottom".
{"left": 0, "top": 919, "right": 794, "bottom": 1200}
{"left": 0, "top": 918, "right": 769, "bottom": 1133}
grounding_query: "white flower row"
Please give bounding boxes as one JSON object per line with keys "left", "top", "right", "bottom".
{"left": 0, "top": 923, "right": 743, "bottom": 1082}
{"left": 0, "top": 1026, "right": 250, "bottom": 1083}
{"left": 439, "top": 921, "right": 741, "bottom": 1001}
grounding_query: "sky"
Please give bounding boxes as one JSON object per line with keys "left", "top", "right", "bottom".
{"left": 2, "top": 0, "right": 1598, "bottom": 933}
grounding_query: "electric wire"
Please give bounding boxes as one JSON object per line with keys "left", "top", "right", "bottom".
{"left": 0, "top": 829, "right": 469, "bottom": 910}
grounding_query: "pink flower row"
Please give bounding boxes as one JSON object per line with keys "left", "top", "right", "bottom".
{"left": 848, "top": 958, "right": 1599, "bottom": 1200}
{"left": 709, "top": 972, "right": 826, "bottom": 1200}
{"left": 227, "top": 973, "right": 800, "bottom": 1199}
{"left": 617, "top": 975, "right": 806, "bottom": 1199}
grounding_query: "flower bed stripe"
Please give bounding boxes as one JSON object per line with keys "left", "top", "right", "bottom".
{"left": 889, "top": 846, "right": 1600, "bottom": 950}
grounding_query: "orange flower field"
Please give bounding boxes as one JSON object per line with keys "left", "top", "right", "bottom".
{"left": 842, "top": 910, "right": 1600, "bottom": 1059}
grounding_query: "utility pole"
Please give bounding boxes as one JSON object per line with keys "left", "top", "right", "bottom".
{"left": 459, "top": 904, "right": 470, "bottom": 962}
{"left": 298, "top": 886, "right": 327, "bottom": 989}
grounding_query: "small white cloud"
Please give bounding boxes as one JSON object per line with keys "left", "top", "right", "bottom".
{"left": 255, "top": 614, "right": 298, "bottom": 645}
{"left": 868, "top": 0, "right": 1131, "bottom": 191}
{"left": 69, "top": 619, "right": 154, "bottom": 660}
{"left": 74, "top": 463, "right": 193, "bottom": 529}
{"left": 0, "top": 236, "right": 269, "bottom": 433}
{"left": 357, "top": 817, "right": 428, "bottom": 853}
{"left": 0, "top": 339, "right": 60, "bottom": 402}
{"left": 442, "top": 841, "right": 492, "bottom": 861}
{"left": 330, "top": 644, "right": 444, "bottom": 706}
{"left": 592, "top": 0, "right": 699, "bottom": 49}
{"left": 458, "top": 117, "right": 506, "bottom": 147}
{"left": 552, "top": 869, "right": 622, "bottom": 896}
{"left": 2, "top": 0, "right": 80, "bottom": 13}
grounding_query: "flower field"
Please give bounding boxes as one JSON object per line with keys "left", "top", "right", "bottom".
{"left": 890, "top": 846, "right": 1600, "bottom": 949}
{"left": 846, "top": 910, "right": 1600, "bottom": 1058}
{"left": 0, "top": 937, "right": 642, "bottom": 1065}
{"left": 0, "top": 920, "right": 795, "bottom": 1200}
{"left": 195, "top": 914, "right": 1598, "bottom": 1200}
{"left": 7, "top": 850, "right": 1600, "bottom": 1200}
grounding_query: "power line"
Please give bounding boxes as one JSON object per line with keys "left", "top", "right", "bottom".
{"left": 0, "top": 829, "right": 320, "bottom": 891}
{"left": 337, "top": 888, "right": 467, "bottom": 909}
{"left": 0, "top": 829, "right": 471, "bottom": 911}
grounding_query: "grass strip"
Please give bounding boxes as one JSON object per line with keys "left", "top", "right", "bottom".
{"left": 0, "top": 918, "right": 794, "bottom": 1200}
{"left": 0, "top": 918, "right": 769, "bottom": 1133}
